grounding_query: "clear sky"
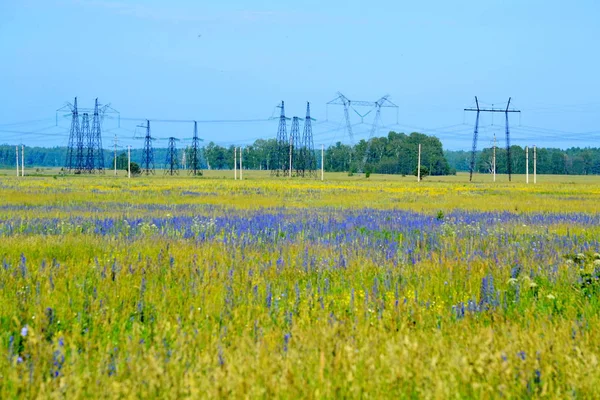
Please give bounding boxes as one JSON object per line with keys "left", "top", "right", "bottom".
{"left": 0, "top": 0, "right": 599, "bottom": 150}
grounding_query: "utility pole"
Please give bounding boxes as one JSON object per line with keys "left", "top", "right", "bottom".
{"left": 526, "top": 146, "right": 529, "bottom": 184}
{"left": 289, "top": 129, "right": 293, "bottom": 178}
{"left": 533, "top": 145, "right": 537, "bottom": 184}
{"left": 493, "top": 134, "right": 496, "bottom": 182}
{"left": 113, "top": 135, "right": 118, "bottom": 176}
{"left": 417, "top": 143, "right": 421, "bottom": 182}
{"left": 234, "top": 147, "right": 237, "bottom": 180}
{"left": 240, "top": 147, "right": 244, "bottom": 181}
{"left": 16, "top": 146, "right": 19, "bottom": 177}
{"left": 465, "top": 97, "right": 521, "bottom": 182}
{"left": 321, "top": 144, "right": 324, "bottom": 181}
{"left": 21, "top": 144, "right": 24, "bottom": 177}
{"left": 128, "top": 145, "right": 131, "bottom": 179}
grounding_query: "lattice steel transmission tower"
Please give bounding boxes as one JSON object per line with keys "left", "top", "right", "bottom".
{"left": 165, "top": 137, "right": 179, "bottom": 176}
{"left": 327, "top": 93, "right": 355, "bottom": 145}
{"left": 189, "top": 121, "right": 203, "bottom": 176}
{"left": 288, "top": 116, "right": 301, "bottom": 177}
{"left": 271, "top": 101, "right": 290, "bottom": 176}
{"left": 85, "top": 111, "right": 96, "bottom": 173}
{"left": 139, "top": 120, "right": 155, "bottom": 175}
{"left": 361, "top": 96, "right": 391, "bottom": 172}
{"left": 60, "top": 97, "right": 116, "bottom": 174}
{"left": 464, "top": 97, "right": 521, "bottom": 181}
{"left": 300, "top": 102, "right": 317, "bottom": 177}
{"left": 90, "top": 98, "right": 105, "bottom": 173}
{"left": 65, "top": 97, "right": 79, "bottom": 172}
{"left": 327, "top": 92, "right": 398, "bottom": 172}
{"left": 78, "top": 113, "right": 91, "bottom": 173}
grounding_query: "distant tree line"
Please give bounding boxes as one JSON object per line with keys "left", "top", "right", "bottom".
{"left": 3, "top": 137, "right": 599, "bottom": 175}
{"left": 445, "top": 146, "right": 600, "bottom": 175}
{"left": 0, "top": 131, "right": 450, "bottom": 175}
{"left": 325, "top": 132, "right": 450, "bottom": 175}
{"left": 0, "top": 146, "right": 203, "bottom": 172}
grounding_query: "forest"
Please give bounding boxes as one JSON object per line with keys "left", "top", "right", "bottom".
{"left": 445, "top": 146, "right": 600, "bottom": 175}
{"left": 2, "top": 132, "right": 600, "bottom": 175}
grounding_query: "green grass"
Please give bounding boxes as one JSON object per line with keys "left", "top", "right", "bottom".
{"left": 0, "top": 174, "right": 599, "bottom": 398}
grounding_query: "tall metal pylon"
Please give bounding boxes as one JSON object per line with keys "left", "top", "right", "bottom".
{"left": 293, "top": 116, "right": 304, "bottom": 176}
{"left": 165, "top": 137, "right": 179, "bottom": 176}
{"left": 464, "top": 97, "right": 521, "bottom": 182}
{"left": 327, "top": 93, "right": 355, "bottom": 145}
{"left": 327, "top": 92, "right": 398, "bottom": 172}
{"left": 361, "top": 95, "right": 395, "bottom": 172}
{"left": 288, "top": 116, "right": 301, "bottom": 177}
{"left": 467, "top": 97, "right": 481, "bottom": 182}
{"left": 189, "top": 121, "right": 203, "bottom": 176}
{"left": 271, "top": 101, "right": 290, "bottom": 176}
{"left": 90, "top": 98, "right": 105, "bottom": 173}
{"left": 84, "top": 112, "right": 96, "bottom": 173}
{"left": 60, "top": 97, "right": 117, "bottom": 174}
{"left": 505, "top": 99, "right": 514, "bottom": 181}
{"left": 65, "top": 97, "right": 79, "bottom": 172}
{"left": 300, "top": 102, "right": 317, "bottom": 177}
{"left": 75, "top": 113, "right": 88, "bottom": 173}
{"left": 140, "top": 120, "right": 155, "bottom": 175}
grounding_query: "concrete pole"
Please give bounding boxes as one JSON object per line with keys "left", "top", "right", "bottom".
{"left": 321, "top": 144, "right": 324, "bottom": 181}
{"left": 533, "top": 145, "right": 537, "bottom": 184}
{"left": 526, "top": 146, "right": 529, "bottom": 184}
{"left": 113, "top": 135, "right": 118, "bottom": 176}
{"left": 493, "top": 134, "right": 496, "bottom": 182}
{"left": 289, "top": 138, "right": 293, "bottom": 178}
{"left": 16, "top": 146, "right": 19, "bottom": 177}
{"left": 234, "top": 147, "right": 237, "bottom": 180}
{"left": 417, "top": 143, "right": 421, "bottom": 182}
{"left": 21, "top": 145, "right": 24, "bottom": 176}
{"left": 240, "top": 147, "right": 244, "bottom": 181}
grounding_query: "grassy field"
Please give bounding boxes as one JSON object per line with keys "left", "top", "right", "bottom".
{"left": 1, "top": 173, "right": 600, "bottom": 398}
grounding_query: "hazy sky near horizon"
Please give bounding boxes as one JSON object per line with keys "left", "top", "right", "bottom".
{"left": 0, "top": 0, "right": 599, "bottom": 150}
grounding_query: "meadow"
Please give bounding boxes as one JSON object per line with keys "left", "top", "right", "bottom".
{"left": 1, "top": 172, "right": 600, "bottom": 398}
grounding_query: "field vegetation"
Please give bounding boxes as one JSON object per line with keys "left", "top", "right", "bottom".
{"left": 0, "top": 173, "right": 599, "bottom": 398}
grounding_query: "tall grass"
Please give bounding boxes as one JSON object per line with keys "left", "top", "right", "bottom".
{"left": 0, "top": 175, "right": 599, "bottom": 398}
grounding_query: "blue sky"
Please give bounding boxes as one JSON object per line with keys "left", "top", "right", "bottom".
{"left": 0, "top": 0, "right": 599, "bottom": 150}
